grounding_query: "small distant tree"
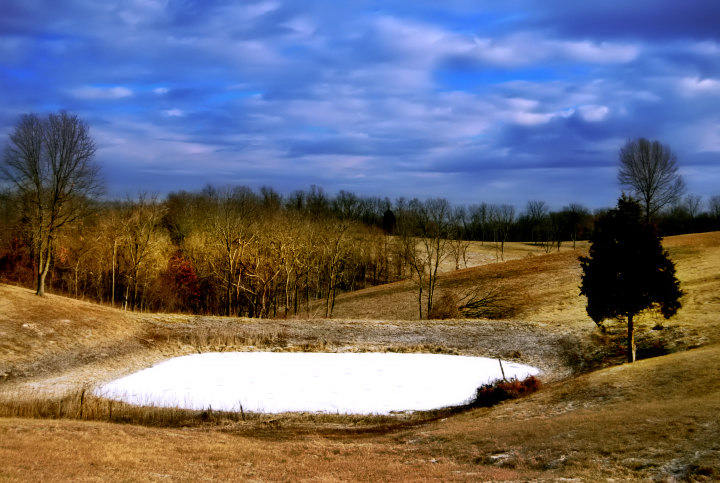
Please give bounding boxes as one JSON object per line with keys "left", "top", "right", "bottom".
{"left": 561, "top": 203, "right": 591, "bottom": 249}
{"left": 709, "top": 195, "right": 720, "bottom": 229}
{"left": 618, "top": 138, "right": 684, "bottom": 222}
{"left": 488, "top": 204, "right": 515, "bottom": 261}
{"left": 397, "top": 198, "right": 452, "bottom": 319}
{"left": 579, "top": 196, "right": 682, "bottom": 362}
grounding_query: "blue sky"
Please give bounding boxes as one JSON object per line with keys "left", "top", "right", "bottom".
{"left": 1, "top": 0, "right": 719, "bottom": 209}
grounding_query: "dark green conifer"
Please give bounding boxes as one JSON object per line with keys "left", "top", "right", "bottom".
{"left": 580, "top": 196, "right": 682, "bottom": 362}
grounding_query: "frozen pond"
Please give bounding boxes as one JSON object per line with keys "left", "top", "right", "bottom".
{"left": 95, "top": 352, "right": 539, "bottom": 415}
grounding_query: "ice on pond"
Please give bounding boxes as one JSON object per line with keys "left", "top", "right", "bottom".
{"left": 95, "top": 352, "right": 539, "bottom": 415}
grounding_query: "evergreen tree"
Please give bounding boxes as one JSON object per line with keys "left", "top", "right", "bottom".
{"left": 580, "top": 196, "right": 682, "bottom": 362}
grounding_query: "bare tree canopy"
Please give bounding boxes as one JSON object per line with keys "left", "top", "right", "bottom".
{"left": 2, "top": 111, "right": 103, "bottom": 296}
{"left": 618, "top": 138, "right": 685, "bottom": 221}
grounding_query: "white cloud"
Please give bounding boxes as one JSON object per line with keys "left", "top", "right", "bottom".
{"left": 162, "top": 109, "right": 185, "bottom": 117}
{"left": 235, "top": 1, "right": 280, "bottom": 20}
{"left": 579, "top": 105, "right": 609, "bottom": 122}
{"left": 556, "top": 40, "right": 639, "bottom": 63}
{"left": 70, "top": 86, "right": 133, "bottom": 100}
{"left": 512, "top": 111, "right": 554, "bottom": 126}
{"left": 452, "top": 35, "right": 639, "bottom": 67}
{"left": 679, "top": 77, "right": 720, "bottom": 96}
{"left": 505, "top": 97, "right": 540, "bottom": 111}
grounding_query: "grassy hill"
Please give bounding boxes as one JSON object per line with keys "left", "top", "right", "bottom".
{"left": 1, "top": 232, "right": 719, "bottom": 481}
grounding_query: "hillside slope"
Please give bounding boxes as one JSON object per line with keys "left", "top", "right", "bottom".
{"left": 1, "top": 232, "right": 719, "bottom": 480}
{"left": 1, "top": 340, "right": 718, "bottom": 480}
{"left": 0, "top": 285, "right": 148, "bottom": 381}
{"left": 333, "top": 231, "right": 720, "bottom": 340}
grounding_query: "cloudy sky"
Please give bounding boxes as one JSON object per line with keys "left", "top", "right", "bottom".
{"left": 1, "top": 0, "right": 719, "bottom": 209}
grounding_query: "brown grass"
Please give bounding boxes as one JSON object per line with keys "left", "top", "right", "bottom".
{"left": 1, "top": 232, "right": 719, "bottom": 481}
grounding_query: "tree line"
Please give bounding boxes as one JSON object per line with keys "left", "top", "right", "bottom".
{"left": 2, "top": 182, "right": 718, "bottom": 317}
{"left": 1, "top": 112, "right": 719, "bottom": 319}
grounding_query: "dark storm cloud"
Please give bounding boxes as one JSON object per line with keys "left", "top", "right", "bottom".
{"left": 521, "top": 0, "right": 720, "bottom": 41}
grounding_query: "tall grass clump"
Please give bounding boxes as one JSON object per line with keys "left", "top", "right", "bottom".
{"left": 0, "top": 388, "right": 252, "bottom": 426}
{"left": 0, "top": 388, "right": 431, "bottom": 430}
{"left": 144, "top": 323, "right": 289, "bottom": 351}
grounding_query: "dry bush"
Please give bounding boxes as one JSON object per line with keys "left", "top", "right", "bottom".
{"left": 458, "top": 284, "right": 518, "bottom": 319}
{"left": 472, "top": 376, "right": 542, "bottom": 408}
{"left": 428, "top": 283, "right": 517, "bottom": 320}
{"left": 428, "top": 291, "right": 460, "bottom": 319}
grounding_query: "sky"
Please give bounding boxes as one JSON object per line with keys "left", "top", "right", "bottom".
{"left": 1, "top": 0, "right": 719, "bottom": 210}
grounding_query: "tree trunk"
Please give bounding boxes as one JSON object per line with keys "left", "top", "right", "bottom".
{"left": 132, "top": 274, "right": 139, "bottom": 311}
{"left": 325, "top": 273, "right": 333, "bottom": 318}
{"left": 417, "top": 284, "right": 423, "bottom": 319}
{"left": 36, "top": 240, "right": 52, "bottom": 296}
{"left": 74, "top": 259, "right": 80, "bottom": 297}
{"left": 226, "top": 273, "right": 232, "bottom": 316}
{"left": 111, "top": 238, "right": 117, "bottom": 307}
{"left": 627, "top": 313, "right": 636, "bottom": 363}
{"left": 36, "top": 269, "right": 48, "bottom": 296}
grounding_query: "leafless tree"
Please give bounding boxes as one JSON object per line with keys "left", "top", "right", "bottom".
{"left": 398, "top": 198, "right": 452, "bottom": 319}
{"left": 319, "top": 220, "right": 352, "bottom": 317}
{"left": 204, "top": 186, "right": 258, "bottom": 316}
{"left": 682, "top": 194, "right": 702, "bottom": 219}
{"left": 467, "top": 203, "right": 489, "bottom": 243}
{"left": 562, "top": 203, "right": 591, "bottom": 248}
{"left": 709, "top": 195, "right": 720, "bottom": 227}
{"left": 1, "top": 112, "right": 102, "bottom": 296}
{"left": 119, "top": 194, "right": 169, "bottom": 311}
{"left": 618, "top": 138, "right": 685, "bottom": 221}
{"left": 488, "top": 204, "right": 515, "bottom": 261}
{"left": 448, "top": 206, "right": 471, "bottom": 270}
{"left": 236, "top": 217, "right": 284, "bottom": 318}
{"left": 525, "top": 200, "right": 548, "bottom": 245}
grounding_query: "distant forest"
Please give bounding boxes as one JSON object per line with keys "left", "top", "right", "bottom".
{"left": 1, "top": 184, "right": 719, "bottom": 317}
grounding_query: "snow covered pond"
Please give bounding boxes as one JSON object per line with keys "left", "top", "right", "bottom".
{"left": 95, "top": 352, "right": 539, "bottom": 415}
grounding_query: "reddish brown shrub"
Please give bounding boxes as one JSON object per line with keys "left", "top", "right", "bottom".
{"left": 472, "top": 376, "right": 542, "bottom": 408}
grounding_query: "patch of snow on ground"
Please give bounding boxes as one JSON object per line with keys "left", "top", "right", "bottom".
{"left": 95, "top": 352, "right": 539, "bottom": 415}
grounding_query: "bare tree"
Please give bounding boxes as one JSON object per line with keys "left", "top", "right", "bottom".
{"left": 524, "top": 200, "right": 548, "bottom": 245}
{"left": 562, "top": 203, "right": 591, "bottom": 248}
{"left": 448, "top": 206, "right": 470, "bottom": 269}
{"left": 204, "top": 186, "right": 258, "bottom": 316}
{"left": 236, "top": 217, "right": 284, "bottom": 318}
{"left": 682, "top": 194, "right": 702, "bottom": 219}
{"left": 319, "top": 220, "right": 352, "bottom": 317}
{"left": 618, "top": 138, "right": 685, "bottom": 222}
{"left": 709, "top": 195, "right": 720, "bottom": 228}
{"left": 119, "top": 195, "right": 169, "bottom": 311}
{"left": 467, "top": 203, "right": 489, "bottom": 243}
{"left": 398, "top": 198, "right": 452, "bottom": 319}
{"left": 2, "top": 112, "right": 102, "bottom": 296}
{"left": 488, "top": 204, "right": 515, "bottom": 261}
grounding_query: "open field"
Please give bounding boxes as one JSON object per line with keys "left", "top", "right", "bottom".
{"left": 1, "top": 232, "right": 719, "bottom": 481}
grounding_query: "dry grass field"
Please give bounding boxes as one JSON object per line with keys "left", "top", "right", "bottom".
{"left": 1, "top": 232, "right": 719, "bottom": 481}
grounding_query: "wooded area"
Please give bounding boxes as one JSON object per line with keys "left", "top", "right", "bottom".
{"left": 1, "top": 182, "right": 718, "bottom": 317}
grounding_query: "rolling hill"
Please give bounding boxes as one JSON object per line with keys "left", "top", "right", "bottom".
{"left": 1, "top": 232, "right": 719, "bottom": 481}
